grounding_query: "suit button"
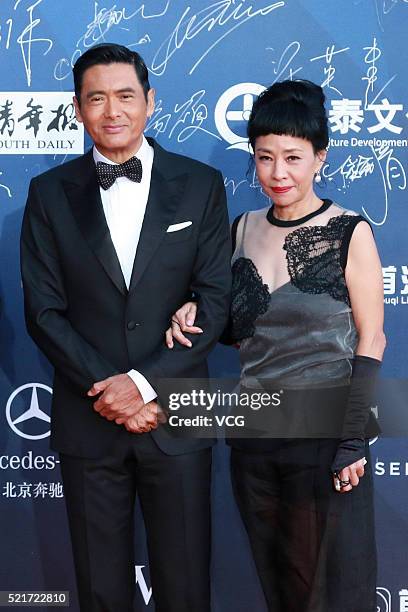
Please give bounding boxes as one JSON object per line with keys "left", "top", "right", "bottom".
{"left": 127, "top": 321, "right": 139, "bottom": 330}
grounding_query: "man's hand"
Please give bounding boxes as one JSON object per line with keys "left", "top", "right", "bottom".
{"left": 124, "top": 401, "right": 167, "bottom": 433}
{"left": 88, "top": 374, "right": 144, "bottom": 422}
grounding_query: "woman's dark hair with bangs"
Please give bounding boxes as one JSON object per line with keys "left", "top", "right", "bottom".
{"left": 247, "top": 80, "right": 329, "bottom": 154}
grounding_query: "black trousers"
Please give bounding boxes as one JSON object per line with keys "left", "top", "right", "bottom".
{"left": 60, "top": 432, "right": 211, "bottom": 612}
{"left": 231, "top": 439, "right": 377, "bottom": 612}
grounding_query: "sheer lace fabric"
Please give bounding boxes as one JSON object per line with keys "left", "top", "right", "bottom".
{"left": 230, "top": 202, "right": 363, "bottom": 389}
{"left": 232, "top": 203, "right": 356, "bottom": 295}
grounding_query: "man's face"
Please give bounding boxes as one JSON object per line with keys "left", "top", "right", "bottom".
{"left": 74, "top": 62, "right": 155, "bottom": 163}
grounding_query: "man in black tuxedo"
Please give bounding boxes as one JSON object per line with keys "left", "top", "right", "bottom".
{"left": 20, "top": 43, "right": 231, "bottom": 612}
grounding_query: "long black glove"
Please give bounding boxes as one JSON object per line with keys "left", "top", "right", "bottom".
{"left": 331, "top": 355, "right": 381, "bottom": 474}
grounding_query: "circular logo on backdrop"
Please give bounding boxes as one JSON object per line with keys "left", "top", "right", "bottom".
{"left": 376, "top": 587, "right": 391, "bottom": 612}
{"left": 6, "top": 383, "right": 52, "bottom": 440}
{"left": 214, "top": 83, "right": 265, "bottom": 151}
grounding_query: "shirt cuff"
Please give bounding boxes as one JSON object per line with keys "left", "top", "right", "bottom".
{"left": 127, "top": 369, "right": 157, "bottom": 404}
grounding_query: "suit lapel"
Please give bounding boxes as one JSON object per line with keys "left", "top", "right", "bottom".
{"left": 62, "top": 151, "right": 127, "bottom": 295}
{"left": 128, "top": 140, "right": 188, "bottom": 292}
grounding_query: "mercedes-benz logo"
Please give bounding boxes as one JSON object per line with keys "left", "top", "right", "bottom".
{"left": 376, "top": 587, "right": 391, "bottom": 612}
{"left": 6, "top": 383, "right": 52, "bottom": 440}
{"left": 214, "top": 83, "right": 265, "bottom": 151}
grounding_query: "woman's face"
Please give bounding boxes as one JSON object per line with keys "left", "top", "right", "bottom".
{"left": 254, "top": 133, "right": 326, "bottom": 211}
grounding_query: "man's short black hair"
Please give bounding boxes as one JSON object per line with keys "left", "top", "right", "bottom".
{"left": 73, "top": 43, "right": 150, "bottom": 104}
{"left": 247, "top": 80, "right": 329, "bottom": 154}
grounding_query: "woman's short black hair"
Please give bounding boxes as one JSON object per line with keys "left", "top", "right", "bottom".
{"left": 247, "top": 80, "right": 329, "bottom": 153}
{"left": 73, "top": 43, "right": 150, "bottom": 104}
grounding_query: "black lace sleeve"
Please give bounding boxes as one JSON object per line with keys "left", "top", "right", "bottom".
{"left": 229, "top": 257, "right": 270, "bottom": 342}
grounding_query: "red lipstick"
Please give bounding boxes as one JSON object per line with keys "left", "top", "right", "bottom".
{"left": 271, "top": 186, "right": 292, "bottom": 194}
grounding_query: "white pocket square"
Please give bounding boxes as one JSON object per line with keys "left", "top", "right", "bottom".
{"left": 166, "top": 221, "right": 192, "bottom": 233}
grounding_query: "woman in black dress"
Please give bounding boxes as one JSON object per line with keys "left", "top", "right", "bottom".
{"left": 166, "top": 80, "right": 385, "bottom": 612}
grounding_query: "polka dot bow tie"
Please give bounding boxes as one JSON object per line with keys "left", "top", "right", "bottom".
{"left": 96, "top": 156, "right": 143, "bottom": 190}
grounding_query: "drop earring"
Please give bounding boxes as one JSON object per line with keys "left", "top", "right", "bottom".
{"left": 314, "top": 171, "right": 322, "bottom": 184}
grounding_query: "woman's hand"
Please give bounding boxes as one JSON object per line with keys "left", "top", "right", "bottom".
{"left": 165, "top": 302, "right": 202, "bottom": 348}
{"left": 332, "top": 457, "right": 367, "bottom": 493}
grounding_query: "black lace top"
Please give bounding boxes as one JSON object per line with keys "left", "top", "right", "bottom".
{"left": 229, "top": 200, "right": 368, "bottom": 388}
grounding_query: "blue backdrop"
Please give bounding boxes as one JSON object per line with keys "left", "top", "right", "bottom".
{"left": 1, "top": 1, "right": 407, "bottom": 610}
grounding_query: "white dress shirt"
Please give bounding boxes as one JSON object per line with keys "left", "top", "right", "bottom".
{"left": 93, "top": 136, "right": 157, "bottom": 403}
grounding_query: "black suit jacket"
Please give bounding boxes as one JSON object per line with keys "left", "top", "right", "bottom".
{"left": 20, "top": 138, "right": 231, "bottom": 458}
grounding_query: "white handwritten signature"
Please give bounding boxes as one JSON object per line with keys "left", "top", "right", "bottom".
{"left": 54, "top": 1, "right": 170, "bottom": 81}
{"left": 223, "top": 168, "right": 263, "bottom": 196}
{"left": 362, "top": 37, "right": 397, "bottom": 111}
{"left": 364, "top": 141, "right": 407, "bottom": 225}
{"left": 266, "top": 41, "right": 303, "bottom": 83}
{"left": 310, "top": 45, "right": 350, "bottom": 96}
{"left": 373, "top": 0, "right": 408, "bottom": 30}
{"left": 323, "top": 143, "right": 406, "bottom": 225}
{"left": 378, "top": 0, "right": 408, "bottom": 14}
{"left": 77, "top": 1, "right": 170, "bottom": 49}
{"left": 323, "top": 155, "right": 375, "bottom": 187}
{"left": 146, "top": 90, "right": 221, "bottom": 143}
{"left": 0, "top": 171, "right": 12, "bottom": 199}
{"left": 150, "top": 1, "right": 285, "bottom": 76}
{"left": 13, "top": 0, "right": 53, "bottom": 87}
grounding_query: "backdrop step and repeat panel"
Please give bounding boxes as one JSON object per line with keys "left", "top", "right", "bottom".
{"left": 0, "top": 1, "right": 407, "bottom": 610}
